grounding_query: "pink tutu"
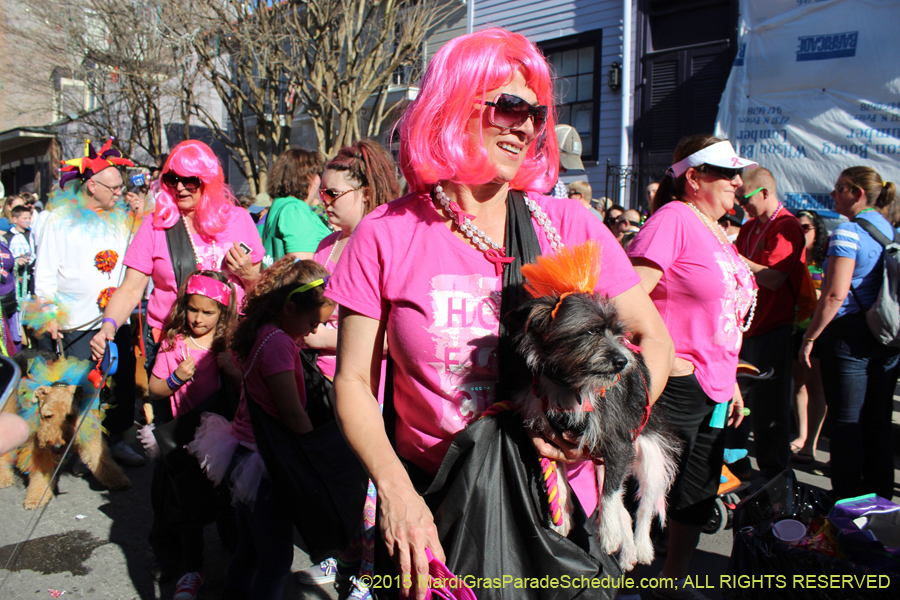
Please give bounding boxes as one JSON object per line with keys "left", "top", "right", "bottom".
{"left": 187, "top": 412, "right": 267, "bottom": 507}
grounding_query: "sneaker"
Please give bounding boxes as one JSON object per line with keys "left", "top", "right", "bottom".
{"left": 110, "top": 440, "right": 146, "bottom": 467}
{"left": 173, "top": 571, "right": 204, "bottom": 600}
{"left": 652, "top": 572, "right": 711, "bottom": 600}
{"left": 349, "top": 576, "right": 372, "bottom": 600}
{"left": 295, "top": 557, "right": 354, "bottom": 585}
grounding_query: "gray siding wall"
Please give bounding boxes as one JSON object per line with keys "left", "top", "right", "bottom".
{"left": 475, "top": 0, "right": 637, "bottom": 200}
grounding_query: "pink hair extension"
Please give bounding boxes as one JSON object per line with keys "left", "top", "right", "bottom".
{"left": 153, "top": 140, "right": 237, "bottom": 238}
{"left": 541, "top": 457, "right": 564, "bottom": 526}
{"left": 398, "top": 27, "right": 560, "bottom": 194}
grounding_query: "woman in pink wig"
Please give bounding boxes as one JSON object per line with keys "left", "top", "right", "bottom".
{"left": 326, "top": 27, "right": 673, "bottom": 599}
{"left": 91, "top": 140, "right": 263, "bottom": 377}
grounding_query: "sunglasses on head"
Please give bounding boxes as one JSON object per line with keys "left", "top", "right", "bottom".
{"left": 705, "top": 164, "right": 744, "bottom": 182}
{"left": 736, "top": 186, "right": 765, "bottom": 204}
{"left": 481, "top": 93, "right": 548, "bottom": 135}
{"left": 162, "top": 172, "right": 203, "bottom": 191}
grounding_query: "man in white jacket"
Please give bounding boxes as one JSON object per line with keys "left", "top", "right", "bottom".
{"left": 33, "top": 139, "right": 143, "bottom": 467}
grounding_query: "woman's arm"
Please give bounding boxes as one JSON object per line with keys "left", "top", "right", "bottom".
{"left": 265, "top": 370, "right": 313, "bottom": 434}
{"left": 304, "top": 326, "right": 338, "bottom": 351}
{"left": 799, "top": 256, "right": 854, "bottom": 367}
{"left": 333, "top": 308, "right": 441, "bottom": 600}
{"left": 609, "top": 280, "right": 675, "bottom": 406}
{"left": 90, "top": 267, "right": 151, "bottom": 359}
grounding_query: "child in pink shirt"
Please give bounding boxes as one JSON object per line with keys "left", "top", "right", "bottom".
{"left": 145, "top": 270, "right": 238, "bottom": 599}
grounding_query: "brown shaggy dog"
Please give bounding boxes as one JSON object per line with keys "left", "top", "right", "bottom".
{"left": 0, "top": 384, "right": 131, "bottom": 509}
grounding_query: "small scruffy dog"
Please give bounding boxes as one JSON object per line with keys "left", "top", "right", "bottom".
{"left": 0, "top": 353, "right": 131, "bottom": 509}
{"left": 509, "top": 242, "right": 681, "bottom": 570}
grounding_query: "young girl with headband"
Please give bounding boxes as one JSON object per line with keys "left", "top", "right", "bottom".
{"left": 188, "top": 257, "right": 335, "bottom": 600}
{"left": 145, "top": 269, "right": 238, "bottom": 600}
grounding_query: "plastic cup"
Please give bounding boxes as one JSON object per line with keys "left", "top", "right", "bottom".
{"left": 772, "top": 519, "right": 807, "bottom": 543}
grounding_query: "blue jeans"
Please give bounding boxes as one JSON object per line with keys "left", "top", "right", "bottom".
{"left": 818, "top": 311, "right": 899, "bottom": 500}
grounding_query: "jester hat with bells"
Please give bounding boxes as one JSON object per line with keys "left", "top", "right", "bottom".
{"left": 59, "top": 138, "right": 134, "bottom": 190}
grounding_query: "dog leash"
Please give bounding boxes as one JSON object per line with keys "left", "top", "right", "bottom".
{"left": 0, "top": 344, "right": 119, "bottom": 592}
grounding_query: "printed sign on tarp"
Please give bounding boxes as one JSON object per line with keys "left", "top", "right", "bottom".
{"left": 715, "top": 0, "right": 900, "bottom": 213}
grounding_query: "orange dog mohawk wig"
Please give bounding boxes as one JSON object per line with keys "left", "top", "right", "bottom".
{"left": 521, "top": 241, "right": 601, "bottom": 299}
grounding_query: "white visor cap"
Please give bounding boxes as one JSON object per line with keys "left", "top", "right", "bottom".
{"left": 666, "top": 141, "right": 758, "bottom": 179}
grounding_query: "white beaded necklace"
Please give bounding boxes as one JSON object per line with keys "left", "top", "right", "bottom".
{"left": 182, "top": 213, "right": 217, "bottom": 268}
{"left": 188, "top": 336, "right": 211, "bottom": 351}
{"left": 432, "top": 184, "right": 561, "bottom": 274}
{"left": 684, "top": 201, "right": 758, "bottom": 332}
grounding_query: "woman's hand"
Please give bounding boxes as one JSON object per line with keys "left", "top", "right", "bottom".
{"left": 728, "top": 382, "right": 745, "bottom": 428}
{"left": 175, "top": 355, "right": 196, "bottom": 381}
{"left": 379, "top": 482, "right": 444, "bottom": 599}
{"left": 528, "top": 426, "right": 584, "bottom": 463}
{"left": 799, "top": 338, "right": 814, "bottom": 369}
{"left": 90, "top": 320, "right": 117, "bottom": 359}
{"left": 224, "top": 242, "right": 259, "bottom": 283}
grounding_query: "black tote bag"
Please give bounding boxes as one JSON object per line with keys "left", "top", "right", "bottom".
{"left": 374, "top": 193, "right": 621, "bottom": 599}
{"left": 245, "top": 385, "right": 369, "bottom": 563}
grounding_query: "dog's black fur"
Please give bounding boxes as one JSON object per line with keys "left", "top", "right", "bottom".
{"left": 508, "top": 291, "right": 681, "bottom": 568}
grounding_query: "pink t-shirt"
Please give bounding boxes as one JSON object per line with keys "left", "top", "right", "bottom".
{"left": 627, "top": 201, "right": 756, "bottom": 402}
{"left": 231, "top": 325, "right": 307, "bottom": 445}
{"left": 123, "top": 208, "right": 265, "bottom": 329}
{"left": 312, "top": 231, "right": 342, "bottom": 379}
{"left": 326, "top": 191, "right": 640, "bottom": 514}
{"left": 151, "top": 335, "right": 220, "bottom": 418}
{"left": 313, "top": 231, "right": 388, "bottom": 404}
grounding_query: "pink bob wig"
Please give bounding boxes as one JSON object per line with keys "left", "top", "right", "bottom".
{"left": 398, "top": 27, "right": 559, "bottom": 193}
{"left": 153, "top": 140, "right": 236, "bottom": 238}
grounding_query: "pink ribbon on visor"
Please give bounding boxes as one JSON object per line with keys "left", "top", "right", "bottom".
{"left": 186, "top": 274, "right": 233, "bottom": 306}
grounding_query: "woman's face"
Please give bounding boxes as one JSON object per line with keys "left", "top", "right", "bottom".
{"left": 467, "top": 70, "right": 542, "bottom": 185}
{"left": 320, "top": 169, "right": 367, "bottom": 231}
{"left": 798, "top": 215, "right": 815, "bottom": 250}
{"left": 164, "top": 171, "right": 204, "bottom": 213}
{"left": 831, "top": 176, "right": 865, "bottom": 217}
{"left": 306, "top": 173, "right": 321, "bottom": 207}
{"left": 696, "top": 168, "right": 742, "bottom": 219}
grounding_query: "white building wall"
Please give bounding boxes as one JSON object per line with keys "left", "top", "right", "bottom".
{"left": 474, "top": 0, "right": 637, "bottom": 201}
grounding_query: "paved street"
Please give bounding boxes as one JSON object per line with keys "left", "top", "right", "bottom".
{"left": 1, "top": 398, "right": 898, "bottom": 600}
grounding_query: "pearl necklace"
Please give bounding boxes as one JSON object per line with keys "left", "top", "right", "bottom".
{"left": 432, "top": 184, "right": 561, "bottom": 275}
{"left": 189, "top": 336, "right": 211, "bottom": 351}
{"left": 685, "top": 202, "right": 758, "bottom": 332}
{"left": 742, "top": 203, "right": 782, "bottom": 260}
{"left": 182, "top": 213, "right": 217, "bottom": 269}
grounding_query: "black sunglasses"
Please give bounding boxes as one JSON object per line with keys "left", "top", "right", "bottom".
{"left": 705, "top": 165, "right": 744, "bottom": 181}
{"left": 162, "top": 172, "right": 203, "bottom": 191}
{"left": 482, "top": 93, "right": 548, "bottom": 135}
{"left": 800, "top": 224, "right": 814, "bottom": 233}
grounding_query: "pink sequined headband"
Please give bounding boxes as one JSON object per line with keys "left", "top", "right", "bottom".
{"left": 186, "top": 274, "right": 233, "bottom": 305}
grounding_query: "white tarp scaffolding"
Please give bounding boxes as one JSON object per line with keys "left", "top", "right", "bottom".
{"left": 715, "top": 0, "right": 900, "bottom": 213}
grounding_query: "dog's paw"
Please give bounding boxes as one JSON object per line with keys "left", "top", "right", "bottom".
{"left": 634, "top": 533, "right": 655, "bottom": 566}
{"left": 0, "top": 470, "right": 14, "bottom": 488}
{"left": 23, "top": 493, "right": 50, "bottom": 510}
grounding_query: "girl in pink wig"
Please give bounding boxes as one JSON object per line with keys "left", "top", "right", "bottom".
{"left": 91, "top": 139, "right": 264, "bottom": 384}
{"left": 326, "top": 27, "right": 674, "bottom": 598}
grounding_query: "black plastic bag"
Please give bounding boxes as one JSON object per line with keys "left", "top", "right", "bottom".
{"left": 245, "top": 389, "right": 368, "bottom": 563}
{"left": 732, "top": 469, "right": 834, "bottom": 534}
{"left": 726, "top": 469, "right": 900, "bottom": 599}
{"left": 374, "top": 411, "right": 621, "bottom": 600}
{"left": 728, "top": 528, "right": 899, "bottom": 600}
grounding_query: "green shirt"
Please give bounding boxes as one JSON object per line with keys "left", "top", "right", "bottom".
{"left": 259, "top": 196, "right": 332, "bottom": 268}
